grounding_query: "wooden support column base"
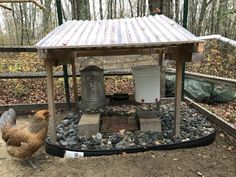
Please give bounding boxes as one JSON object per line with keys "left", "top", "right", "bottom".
{"left": 45, "top": 59, "right": 56, "bottom": 143}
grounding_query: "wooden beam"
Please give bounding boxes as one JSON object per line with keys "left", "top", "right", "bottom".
{"left": 185, "top": 97, "right": 236, "bottom": 139}
{"left": 164, "top": 46, "right": 179, "bottom": 61}
{"left": 0, "top": 102, "right": 74, "bottom": 114}
{"left": 0, "top": 0, "right": 46, "bottom": 10}
{"left": 71, "top": 58, "right": 78, "bottom": 112}
{"left": 166, "top": 68, "right": 236, "bottom": 86}
{"left": 0, "top": 3, "right": 12, "bottom": 10}
{"left": 194, "top": 42, "right": 205, "bottom": 53}
{"left": 0, "top": 70, "right": 133, "bottom": 79}
{"left": 38, "top": 50, "right": 74, "bottom": 66}
{"left": 165, "top": 44, "right": 193, "bottom": 62}
{"left": 0, "top": 46, "right": 37, "bottom": 52}
{"left": 77, "top": 48, "right": 160, "bottom": 57}
{"left": 159, "top": 49, "right": 165, "bottom": 98}
{"left": 174, "top": 52, "right": 183, "bottom": 136}
{"left": 44, "top": 59, "right": 56, "bottom": 143}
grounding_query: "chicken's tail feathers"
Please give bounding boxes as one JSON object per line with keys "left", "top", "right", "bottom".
{"left": 0, "top": 108, "right": 16, "bottom": 129}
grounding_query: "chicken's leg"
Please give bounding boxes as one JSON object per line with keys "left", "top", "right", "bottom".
{"left": 28, "top": 159, "right": 37, "bottom": 169}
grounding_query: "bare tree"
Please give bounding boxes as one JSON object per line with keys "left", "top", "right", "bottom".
{"left": 128, "top": 0, "right": 134, "bottom": 17}
{"left": 99, "top": 0, "right": 103, "bottom": 19}
{"left": 42, "top": 0, "right": 53, "bottom": 33}
{"left": 71, "top": 0, "right": 91, "bottom": 20}
{"left": 196, "top": 0, "right": 213, "bottom": 36}
{"left": 175, "top": 0, "right": 179, "bottom": 23}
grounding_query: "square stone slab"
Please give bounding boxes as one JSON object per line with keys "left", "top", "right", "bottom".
{"left": 137, "top": 110, "right": 161, "bottom": 132}
{"left": 78, "top": 113, "right": 100, "bottom": 136}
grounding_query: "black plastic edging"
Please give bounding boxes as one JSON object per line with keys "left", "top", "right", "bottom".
{"left": 45, "top": 130, "right": 216, "bottom": 158}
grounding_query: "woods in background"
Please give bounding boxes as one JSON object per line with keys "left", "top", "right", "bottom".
{"left": 0, "top": 0, "right": 235, "bottom": 46}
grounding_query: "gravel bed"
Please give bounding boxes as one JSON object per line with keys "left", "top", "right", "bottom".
{"left": 47, "top": 102, "right": 215, "bottom": 150}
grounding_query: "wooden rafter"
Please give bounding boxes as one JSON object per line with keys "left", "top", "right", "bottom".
{"left": 0, "top": 0, "right": 46, "bottom": 10}
{"left": 0, "top": 3, "right": 12, "bottom": 10}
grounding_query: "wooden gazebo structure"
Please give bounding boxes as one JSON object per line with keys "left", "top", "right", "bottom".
{"left": 36, "top": 14, "right": 204, "bottom": 143}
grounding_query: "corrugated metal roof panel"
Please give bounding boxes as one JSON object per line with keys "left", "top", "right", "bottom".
{"left": 35, "top": 14, "right": 201, "bottom": 49}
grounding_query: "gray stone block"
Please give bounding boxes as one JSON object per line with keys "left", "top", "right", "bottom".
{"left": 137, "top": 110, "right": 161, "bottom": 132}
{"left": 78, "top": 113, "right": 100, "bottom": 136}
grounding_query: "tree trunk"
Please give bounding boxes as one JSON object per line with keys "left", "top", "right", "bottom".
{"left": 110, "top": 0, "right": 113, "bottom": 19}
{"left": 175, "top": 0, "right": 179, "bottom": 23}
{"left": 189, "top": 0, "right": 198, "bottom": 34}
{"left": 162, "top": 0, "right": 173, "bottom": 18}
{"left": 137, "top": 0, "right": 140, "bottom": 16}
{"left": 71, "top": 0, "right": 91, "bottom": 20}
{"left": 11, "top": 3, "right": 19, "bottom": 45}
{"left": 119, "top": 0, "right": 124, "bottom": 17}
{"left": 19, "top": 3, "right": 24, "bottom": 45}
{"left": 92, "top": 0, "right": 96, "bottom": 19}
{"left": 99, "top": 0, "right": 103, "bottom": 19}
{"left": 197, "top": 0, "right": 213, "bottom": 36}
{"left": 215, "top": 0, "right": 223, "bottom": 34}
{"left": 23, "top": 3, "right": 30, "bottom": 45}
{"left": 142, "top": 0, "right": 146, "bottom": 16}
{"left": 43, "top": 0, "right": 53, "bottom": 34}
{"left": 107, "top": 0, "right": 112, "bottom": 19}
{"left": 128, "top": 0, "right": 133, "bottom": 17}
{"left": 210, "top": 0, "right": 216, "bottom": 34}
{"left": 114, "top": 0, "right": 117, "bottom": 18}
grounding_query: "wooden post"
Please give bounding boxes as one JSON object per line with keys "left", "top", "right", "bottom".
{"left": 45, "top": 59, "right": 56, "bottom": 143}
{"left": 156, "top": 49, "right": 164, "bottom": 111}
{"left": 174, "top": 54, "right": 182, "bottom": 136}
{"left": 159, "top": 49, "right": 165, "bottom": 98}
{"left": 71, "top": 58, "right": 79, "bottom": 112}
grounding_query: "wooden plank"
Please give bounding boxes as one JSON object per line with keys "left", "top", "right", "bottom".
{"left": 174, "top": 53, "right": 182, "bottom": 136}
{"left": 45, "top": 59, "right": 56, "bottom": 143}
{"left": 199, "top": 35, "right": 236, "bottom": 47}
{"left": 166, "top": 68, "right": 236, "bottom": 86}
{"left": 2, "top": 69, "right": 235, "bottom": 87}
{"left": 185, "top": 97, "right": 236, "bottom": 139}
{"left": 77, "top": 48, "right": 161, "bottom": 57}
{"left": 0, "top": 97, "right": 175, "bottom": 114}
{"left": 0, "top": 72, "right": 63, "bottom": 79}
{"left": 0, "top": 46, "right": 37, "bottom": 52}
{"left": 0, "top": 102, "right": 73, "bottom": 114}
{"left": 194, "top": 43, "right": 205, "bottom": 53}
{"left": 164, "top": 46, "right": 179, "bottom": 60}
{"left": 192, "top": 52, "right": 204, "bottom": 61}
{"left": 46, "top": 50, "right": 74, "bottom": 66}
{"left": 71, "top": 59, "right": 78, "bottom": 112}
{"left": 165, "top": 44, "right": 193, "bottom": 62}
{"left": 159, "top": 49, "right": 165, "bottom": 98}
{"left": 0, "top": 70, "right": 133, "bottom": 79}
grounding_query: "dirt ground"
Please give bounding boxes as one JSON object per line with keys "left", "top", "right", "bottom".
{"left": 0, "top": 114, "right": 235, "bottom": 177}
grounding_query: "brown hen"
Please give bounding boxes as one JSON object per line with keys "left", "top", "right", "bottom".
{"left": 0, "top": 109, "right": 50, "bottom": 168}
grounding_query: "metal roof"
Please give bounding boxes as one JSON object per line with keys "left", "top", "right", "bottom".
{"left": 35, "top": 14, "right": 202, "bottom": 49}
